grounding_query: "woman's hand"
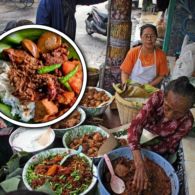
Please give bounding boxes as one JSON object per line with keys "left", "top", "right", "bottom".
{"left": 133, "top": 160, "right": 149, "bottom": 193}
{"left": 132, "top": 150, "right": 149, "bottom": 193}
{"left": 149, "top": 75, "right": 164, "bottom": 87}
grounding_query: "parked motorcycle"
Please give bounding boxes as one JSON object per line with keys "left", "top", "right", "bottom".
{"left": 85, "top": 6, "right": 108, "bottom": 36}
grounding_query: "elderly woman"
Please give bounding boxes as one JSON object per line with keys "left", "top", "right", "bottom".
{"left": 128, "top": 76, "right": 195, "bottom": 192}
{"left": 120, "top": 24, "right": 169, "bottom": 87}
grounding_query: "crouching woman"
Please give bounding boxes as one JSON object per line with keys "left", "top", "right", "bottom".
{"left": 127, "top": 76, "right": 195, "bottom": 192}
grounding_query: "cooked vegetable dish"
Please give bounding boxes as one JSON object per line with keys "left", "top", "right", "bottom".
{"left": 26, "top": 153, "right": 93, "bottom": 195}
{"left": 69, "top": 132, "right": 107, "bottom": 157}
{"left": 0, "top": 30, "right": 83, "bottom": 123}
{"left": 80, "top": 88, "right": 110, "bottom": 107}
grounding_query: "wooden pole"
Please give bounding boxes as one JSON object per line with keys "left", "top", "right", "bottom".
{"left": 99, "top": 0, "right": 132, "bottom": 94}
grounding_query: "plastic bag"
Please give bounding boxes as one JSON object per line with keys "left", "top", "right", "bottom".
{"left": 171, "top": 50, "right": 194, "bottom": 80}
{"left": 171, "top": 34, "right": 195, "bottom": 80}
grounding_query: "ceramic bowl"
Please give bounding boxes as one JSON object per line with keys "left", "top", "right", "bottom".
{"left": 62, "top": 125, "right": 109, "bottom": 163}
{"left": 9, "top": 126, "right": 55, "bottom": 153}
{"left": 22, "top": 148, "right": 97, "bottom": 195}
{"left": 52, "top": 107, "right": 86, "bottom": 137}
{"left": 80, "top": 87, "right": 113, "bottom": 117}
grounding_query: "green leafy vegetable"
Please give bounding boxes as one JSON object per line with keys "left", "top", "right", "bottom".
{"left": 71, "top": 170, "right": 80, "bottom": 181}
{"left": 36, "top": 182, "right": 55, "bottom": 195}
{"left": 0, "top": 177, "right": 21, "bottom": 193}
{"left": 6, "top": 152, "right": 29, "bottom": 173}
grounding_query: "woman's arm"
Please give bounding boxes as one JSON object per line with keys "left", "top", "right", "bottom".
{"left": 149, "top": 75, "right": 164, "bottom": 87}
{"left": 132, "top": 150, "right": 149, "bottom": 192}
{"left": 128, "top": 91, "right": 163, "bottom": 192}
{"left": 121, "top": 71, "right": 129, "bottom": 84}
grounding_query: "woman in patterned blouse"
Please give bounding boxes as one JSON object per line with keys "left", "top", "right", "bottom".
{"left": 128, "top": 76, "right": 195, "bottom": 193}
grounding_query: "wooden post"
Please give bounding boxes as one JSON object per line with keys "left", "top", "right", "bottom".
{"left": 99, "top": 0, "right": 132, "bottom": 94}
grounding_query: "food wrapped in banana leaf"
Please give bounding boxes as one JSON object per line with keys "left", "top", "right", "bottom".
{"left": 112, "top": 80, "right": 158, "bottom": 99}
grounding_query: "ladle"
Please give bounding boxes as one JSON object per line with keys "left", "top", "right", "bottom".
{"left": 60, "top": 145, "right": 82, "bottom": 166}
{"left": 104, "top": 154, "right": 125, "bottom": 194}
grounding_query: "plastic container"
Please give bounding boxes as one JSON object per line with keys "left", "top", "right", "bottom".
{"left": 97, "top": 147, "right": 179, "bottom": 195}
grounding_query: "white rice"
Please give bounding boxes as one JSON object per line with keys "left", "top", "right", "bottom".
{"left": 0, "top": 60, "right": 35, "bottom": 122}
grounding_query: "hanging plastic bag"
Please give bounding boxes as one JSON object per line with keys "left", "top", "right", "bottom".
{"left": 171, "top": 50, "right": 194, "bottom": 80}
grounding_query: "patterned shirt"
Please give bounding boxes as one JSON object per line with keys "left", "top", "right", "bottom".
{"left": 128, "top": 90, "right": 194, "bottom": 154}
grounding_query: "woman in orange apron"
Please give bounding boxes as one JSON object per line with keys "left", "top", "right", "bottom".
{"left": 120, "top": 24, "right": 169, "bottom": 87}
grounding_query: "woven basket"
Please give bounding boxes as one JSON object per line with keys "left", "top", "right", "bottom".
{"left": 115, "top": 93, "right": 147, "bottom": 125}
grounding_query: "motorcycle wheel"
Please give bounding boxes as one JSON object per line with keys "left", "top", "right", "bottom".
{"left": 85, "top": 17, "right": 94, "bottom": 35}
{"left": 26, "top": 0, "right": 34, "bottom": 7}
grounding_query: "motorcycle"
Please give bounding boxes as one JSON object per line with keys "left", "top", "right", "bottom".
{"left": 85, "top": 6, "right": 108, "bottom": 36}
{"left": 85, "top": 1, "right": 139, "bottom": 37}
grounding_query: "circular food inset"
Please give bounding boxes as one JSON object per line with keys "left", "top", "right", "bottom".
{"left": 0, "top": 25, "right": 87, "bottom": 127}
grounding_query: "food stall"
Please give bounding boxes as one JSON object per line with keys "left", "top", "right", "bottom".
{"left": 0, "top": 1, "right": 195, "bottom": 195}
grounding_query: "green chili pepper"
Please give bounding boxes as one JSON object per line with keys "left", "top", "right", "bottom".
{"left": 64, "top": 82, "right": 72, "bottom": 91}
{"left": 59, "top": 65, "right": 78, "bottom": 83}
{"left": 38, "top": 64, "right": 61, "bottom": 74}
{"left": 0, "top": 103, "right": 13, "bottom": 118}
{"left": 2, "top": 29, "right": 45, "bottom": 45}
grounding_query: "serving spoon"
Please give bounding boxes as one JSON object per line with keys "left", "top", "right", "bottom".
{"left": 104, "top": 154, "right": 125, "bottom": 194}
{"left": 60, "top": 145, "right": 83, "bottom": 166}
